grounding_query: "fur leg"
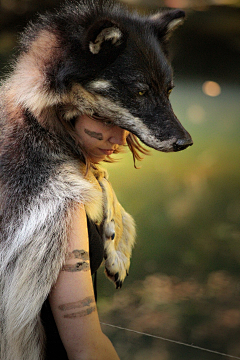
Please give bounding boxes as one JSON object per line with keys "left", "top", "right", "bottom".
{"left": 0, "top": 163, "right": 102, "bottom": 360}
{"left": 97, "top": 174, "right": 136, "bottom": 288}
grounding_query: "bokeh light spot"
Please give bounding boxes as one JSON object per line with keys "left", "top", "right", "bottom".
{"left": 202, "top": 81, "right": 221, "bottom": 97}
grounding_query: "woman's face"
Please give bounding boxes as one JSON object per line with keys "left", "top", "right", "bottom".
{"left": 74, "top": 114, "right": 130, "bottom": 163}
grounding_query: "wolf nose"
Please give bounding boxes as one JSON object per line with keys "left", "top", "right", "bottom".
{"left": 173, "top": 137, "right": 193, "bottom": 152}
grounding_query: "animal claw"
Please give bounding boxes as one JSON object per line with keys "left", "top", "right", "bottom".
{"left": 115, "top": 279, "right": 122, "bottom": 289}
{"left": 114, "top": 272, "right": 123, "bottom": 289}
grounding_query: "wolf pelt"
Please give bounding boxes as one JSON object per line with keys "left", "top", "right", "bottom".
{"left": 0, "top": 0, "right": 192, "bottom": 359}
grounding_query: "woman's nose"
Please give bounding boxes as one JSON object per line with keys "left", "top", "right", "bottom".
{"left": 108, "top": 127, "right": 129, "bottom": 145}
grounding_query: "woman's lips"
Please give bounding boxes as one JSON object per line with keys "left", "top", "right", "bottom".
{"left": 99, "top": 149, "right": 114, "bottom": 156}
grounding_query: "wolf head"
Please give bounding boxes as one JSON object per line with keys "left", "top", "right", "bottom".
{"left": 13, "top": 0, "right": 192, "bottom": 152}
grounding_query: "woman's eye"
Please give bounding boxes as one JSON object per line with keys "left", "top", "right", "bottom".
{"left": 91, "top": 113, "right": 114, "bottom": 128}
{"left": 103, "top": 120, "right": 114, "bottom": 127}
{"left": 91, "top": 113, "right": 104, "bottom": 121}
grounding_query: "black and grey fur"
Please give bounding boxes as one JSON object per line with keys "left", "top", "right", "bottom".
{"left": 0, "top": 1, "right": 192, "bottom": 359}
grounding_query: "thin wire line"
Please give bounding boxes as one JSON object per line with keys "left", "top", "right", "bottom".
{"left": 100, "top": 322, "right": 240, "bottom": 359}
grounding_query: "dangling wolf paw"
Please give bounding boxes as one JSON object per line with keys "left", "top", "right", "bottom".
{"left": 96, "top": 171, "right": 136, "bottom": 289}
{"left": 104, "top": 236, "right": 131, "bottom": 289}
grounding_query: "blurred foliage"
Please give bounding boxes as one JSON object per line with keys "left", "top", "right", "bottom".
{"left": 0, "top": 0, "right": 239, "bottom": 359}
{"left": 1, "top": 0, "right": 240, "bottom": 83}
{"left": 100, "top": 271, "right": 240, "bottom": 360}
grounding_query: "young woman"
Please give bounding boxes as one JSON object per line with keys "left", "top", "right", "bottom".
{"left": 40, "top": 114, "right": 147, "bottom": 360}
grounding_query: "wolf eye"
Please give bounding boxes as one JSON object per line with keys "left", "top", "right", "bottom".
{"left": 167, "top": 85, "right": 175, "bottom": 97}
{"left": 136, "top": 84, "right": 149, "bottom": 97}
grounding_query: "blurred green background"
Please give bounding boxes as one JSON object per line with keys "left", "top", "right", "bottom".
{"left": 1, "top": 0, "right": 239, "bottom": 359}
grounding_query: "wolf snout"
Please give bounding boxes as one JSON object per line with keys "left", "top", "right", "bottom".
{"left": 173, "top": 136, "right": 193, "bottom": 152}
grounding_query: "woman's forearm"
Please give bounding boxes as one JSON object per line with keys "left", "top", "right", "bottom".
{"left": 67, "top": 332, "right": 120, "bottom": 360}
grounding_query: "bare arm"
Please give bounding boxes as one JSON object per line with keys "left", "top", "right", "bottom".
{"left": 49, "top": 204, "right": 120, "bottom": 360}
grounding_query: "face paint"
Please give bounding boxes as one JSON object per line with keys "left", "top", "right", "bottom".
{"left": 84, "top": 128, "right": 103, "bottom": 140}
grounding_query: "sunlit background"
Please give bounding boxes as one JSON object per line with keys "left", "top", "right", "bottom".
{"left": 1, "top": 0, "right": 239, "bottom": 359}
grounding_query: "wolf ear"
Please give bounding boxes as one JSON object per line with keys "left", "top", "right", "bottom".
{"left": 149, "top": 9, "right": 185, "bottom": 53}
{"left": 86, "top": 19, "right": 126, "bottom": 55}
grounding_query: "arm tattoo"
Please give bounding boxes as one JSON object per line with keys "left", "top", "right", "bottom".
{"left": 59, "top": 295, "right": 94, "bottom": 311}
{"left": 58, "top": 296, "right": 96, "bottom": 318}
{"left": 62, "top": 261, "right": 90, "bottom": 272}
{"left": 65, "top": 249, "right": 89, "bottom": 261}
{"left": 63, "top": 306, "right": 96, "bottom": 318}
